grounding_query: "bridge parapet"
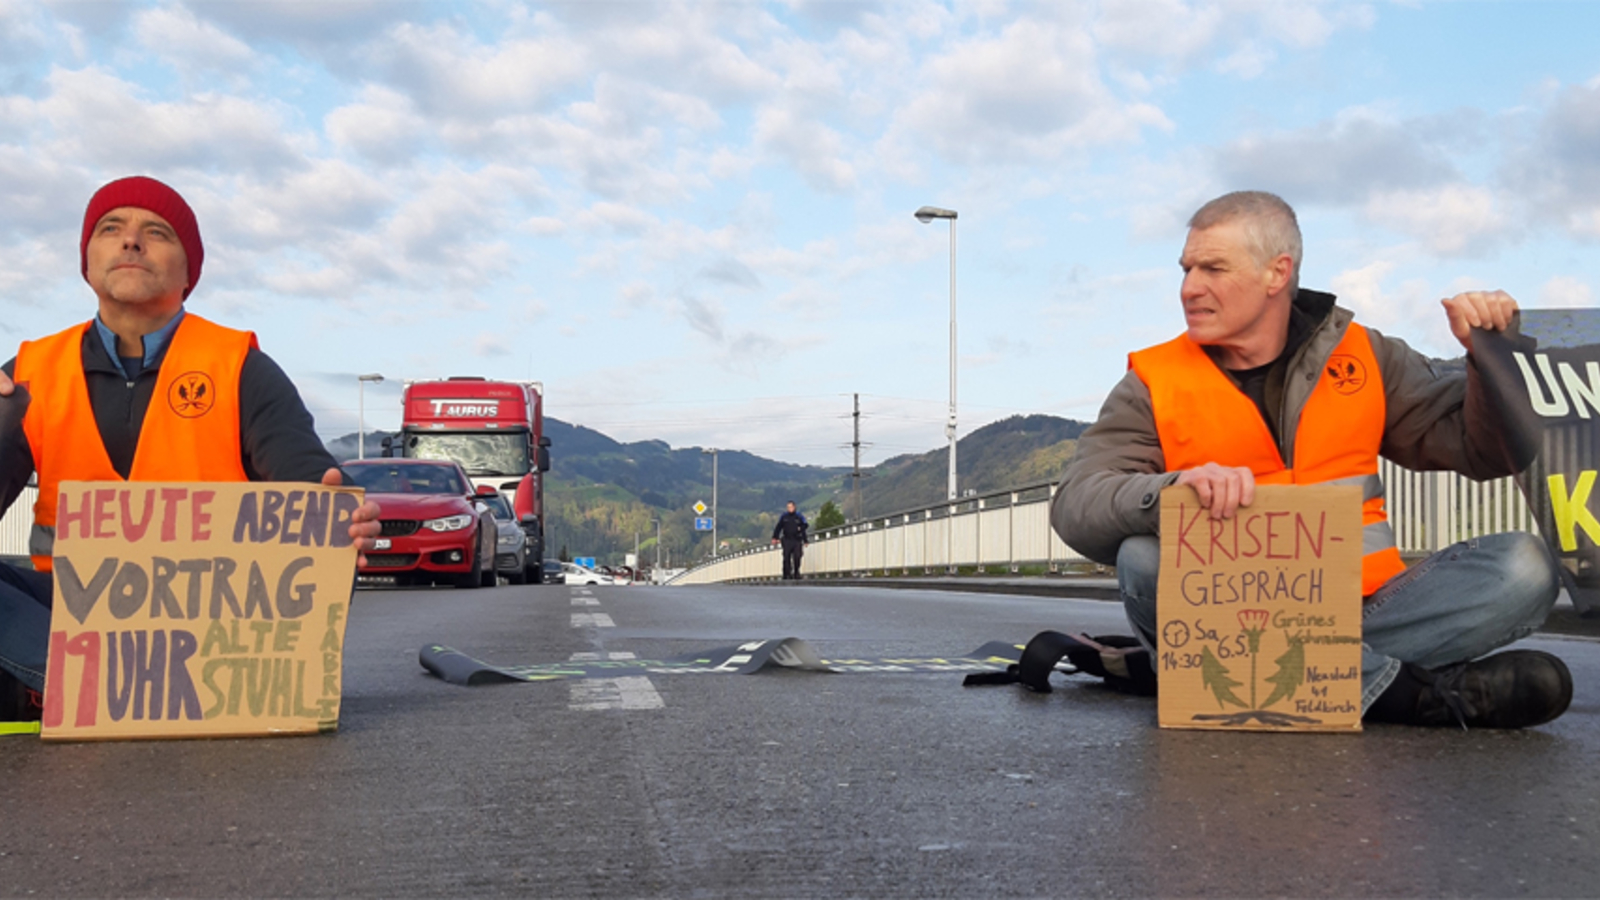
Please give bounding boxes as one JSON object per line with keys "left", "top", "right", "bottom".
{"left": 667, "top": 461, "right": 1539, "bottom": 586}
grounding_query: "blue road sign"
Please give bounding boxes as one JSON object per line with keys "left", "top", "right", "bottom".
{"left": 574, "top": 556, "right": 596, "bottom": 569}
{"left": 694, "top": 517, "right": 714, "bottom": 531}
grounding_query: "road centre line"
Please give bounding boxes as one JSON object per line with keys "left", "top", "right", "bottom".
{"left": 571, "top": 597, "right": 600, "bottom": 607}
{"left": 567, "top": 652, "right": 664, "bottom": 710}
{"left": 571, "top": 613, "right": 616, "bottom": 628}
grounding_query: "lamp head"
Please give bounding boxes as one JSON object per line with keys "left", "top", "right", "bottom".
{"left": 915, "top": 206, "right": 957, "bottom": 223}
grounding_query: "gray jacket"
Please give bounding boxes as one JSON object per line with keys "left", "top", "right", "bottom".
{"left": 1051, "top": 290, "right": 1513, "bottom": 565}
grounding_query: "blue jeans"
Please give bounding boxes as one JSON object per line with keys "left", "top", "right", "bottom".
{"left": 0, "top": 561, "right": 52, "bottom": 691}
{"left": 1116, "top": 531, "right": 1561, "bottom": 712}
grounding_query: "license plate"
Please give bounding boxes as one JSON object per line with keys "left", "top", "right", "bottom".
{"left": 373, "top": 538, "right": 392, "bottom": 550}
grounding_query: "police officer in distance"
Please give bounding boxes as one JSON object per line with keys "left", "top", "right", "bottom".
{"left": 0, "top": 176, "right": 382, "bottom": 723}
{"left": 771, "top": 501, "right": 809, "bottom": 581}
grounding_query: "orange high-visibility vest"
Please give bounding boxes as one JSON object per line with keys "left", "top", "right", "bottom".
{"left": 1129, "top": 321, "right": 1407, "bottom": 596}
{"left": 15, "top": 314, "right": 256, "bottom": 572}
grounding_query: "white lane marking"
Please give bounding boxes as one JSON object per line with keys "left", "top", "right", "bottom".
{"left": 571, "top": 597, "right": 600, "bottom": 607}
{"left": 571, "top": 613, "right": 615, "bottom": 628}
{"left": 567, "top": 652, "right": 663, "bottom": 711}
{"left": 569, "top": 677, "right": 665, "bottom": 710}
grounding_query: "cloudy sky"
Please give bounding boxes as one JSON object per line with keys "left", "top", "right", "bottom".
{"left": 3, "top": 1, "right": 1598, "bottom": 470}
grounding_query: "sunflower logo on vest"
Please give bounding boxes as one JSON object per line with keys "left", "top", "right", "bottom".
{"left": 168, "top": 371, "right": 216, "bottom": 418}
{"left": 1324, "top": 355, "right": 1367, "bottom": 395}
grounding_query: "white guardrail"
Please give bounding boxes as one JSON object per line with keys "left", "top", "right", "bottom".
{"left": 666, "top": 460, "right": 1539, "bottom": 586}
{"left": 0, "top": 485, "right": 35, "bottom": 558}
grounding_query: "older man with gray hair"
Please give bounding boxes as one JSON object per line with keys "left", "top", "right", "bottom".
{"left": 1053, "top": 190, "right": 1570, "bottom": 730}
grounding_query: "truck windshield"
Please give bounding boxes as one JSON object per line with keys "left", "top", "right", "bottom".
{"left": 405, "top": 432, "right": 529, "bottom": 476}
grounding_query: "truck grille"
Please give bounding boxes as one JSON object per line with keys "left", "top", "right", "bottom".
{"left": 364, "top": 553, "right": 419, "bottom": 569}
{"left": 380, "top": 520, "right": 420, "bottom": 537}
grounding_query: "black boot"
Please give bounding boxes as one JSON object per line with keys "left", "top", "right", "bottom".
{"left": 1391, "top": 651, "right": 1573, "bottom": 730}
{"left": 0, "top": 669, "right": 42, "bottom": 723}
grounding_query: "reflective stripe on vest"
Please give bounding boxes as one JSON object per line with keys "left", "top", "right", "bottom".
{"left": 1129, "top": 322, "right": 1407, "bottom": 596}
{"left": 15, "top": 314, "right": 257, "bottom": 572}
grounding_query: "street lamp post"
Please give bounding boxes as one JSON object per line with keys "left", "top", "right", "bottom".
{"left": 356, "top": 373, "right": 384, "bottom": 460}
{"left": 652, "top": 518, "right": 662, "bottom": 575}
{"left": 914, "top": 206, "right": 958, "bottom": 501}
{"left": 702, "top": 448, "right": 719, "bottom": 558}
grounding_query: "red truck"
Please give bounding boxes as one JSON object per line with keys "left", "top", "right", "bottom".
{"left": 385, "top": 377, "right": 550, "bottom": 584}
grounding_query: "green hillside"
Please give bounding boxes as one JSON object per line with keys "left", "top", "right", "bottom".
{"left": 852, "top": 414, "right": 1087, "bottom": 518}
{"left": 329, "top": 413, "right": 1088, "bottom": 566}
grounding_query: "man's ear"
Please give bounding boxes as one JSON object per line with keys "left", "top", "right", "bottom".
{"left": 1264, "top": 253, "right": 1294, "bottom": 297}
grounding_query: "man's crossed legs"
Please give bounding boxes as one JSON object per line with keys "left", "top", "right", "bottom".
{"left": 1116, "top": 531, "right": 1572, "bottom": 728}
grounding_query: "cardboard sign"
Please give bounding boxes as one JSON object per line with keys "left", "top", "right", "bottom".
{"left": 1156, "top": 484, "right": 1364, "bottom": 732}
{"left": 42, "top": 481, "right": 361, "bottom": 741}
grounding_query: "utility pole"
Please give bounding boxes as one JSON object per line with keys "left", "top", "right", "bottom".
{"left": 702, "top": 448, "right": 719, "bottom": 558}
{"left": 852, "top": 393, "right": 863, "bottom": 522}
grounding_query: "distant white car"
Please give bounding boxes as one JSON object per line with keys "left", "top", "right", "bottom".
{"left": 561, "top": 562, "right": 614, "bottom": 586}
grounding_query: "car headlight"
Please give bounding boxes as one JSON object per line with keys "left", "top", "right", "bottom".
{"left": 497, "top": 533, "right": 521, "bottom": 547}
{"left": 423, "top": 514, "right": 474, "bottom": 532}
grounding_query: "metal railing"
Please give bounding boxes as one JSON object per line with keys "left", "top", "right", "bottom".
{"left": 0, "top": 485, "right": 35, "bottom": 559}
{"left": 666, "top": 461, "right": 1539, "bottom": 586}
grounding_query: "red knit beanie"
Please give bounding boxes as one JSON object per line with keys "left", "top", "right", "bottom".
{"left": 80, "top": 176, "right": 204, "bottom": 297}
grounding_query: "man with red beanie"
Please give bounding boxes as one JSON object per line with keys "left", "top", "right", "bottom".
{"left": 0, "top": 175, "right": 381, "bottom": 723}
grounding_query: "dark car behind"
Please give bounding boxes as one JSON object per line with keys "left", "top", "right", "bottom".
{"left": 541, "top": 560, "right": 565, "bottom": 585}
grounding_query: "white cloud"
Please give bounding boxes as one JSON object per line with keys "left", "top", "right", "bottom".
{"left": 1213, "top": 110, "right": 1460, "bottom": 206}
{"left": 1364, "top": 184, "right": 1508, "bottom": 257}
{"left": 1539, "top": 276, "right": 1594, "bottom": 309}
{"left": 1214, "top": 42, "right": 1276, "bottom": 79}
{"left": 754, "top": 103, "right": 855, "bottom": 191}
{"left": 524, "top": 216, "right": 568, "bottom": 236}
{"left": 373, "top": 22, "right": 590, "bottom": 118}
{"left": 1328, "top": 257, "right": 1450, "bottom": 351}
{"left": 890, "top": 17, "right": 1172, "bottom": 165}
{"left": 474, "top": 332, "right": 511, "bottom": 357}
{"left": 324, "top": 85, "right": 428, "bottom": 164}
{"left": 31, "top": 66, "right": 305, "bottom": 175}
{"left": 1503, "top": 79, "right": 1600, "bottom": 240}
{"left": 1094, "top": 0, "right": 1222, "bottom": 64}
{"left": 576, "top": 202, "right": 658, "bottom": 236}
{"left": 569, "top": 4, "right": 783, "bottom": 103}
{"left": 187, "top": 1, "right": 425, "bottom": 51}
{"left": 1093, "top": 0, "right": 1372, "bottom": 74}
{"left": 133, "top": 6, "right": 254, "bottom": 75}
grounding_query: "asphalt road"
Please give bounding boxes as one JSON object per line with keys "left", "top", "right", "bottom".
{"left": 4, "top": 581, "right": 1600, "bottom": 898}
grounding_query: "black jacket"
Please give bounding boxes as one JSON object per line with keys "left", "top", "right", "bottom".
{"left": 0, "top": 322, "right": 339, "bottom": 520}
{"left": 773, "top": 511, "right": 809, "bottom": 543}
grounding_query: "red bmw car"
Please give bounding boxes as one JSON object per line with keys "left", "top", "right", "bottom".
{"left": 344, "top": 459, "right": 498, "bottom": 588}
